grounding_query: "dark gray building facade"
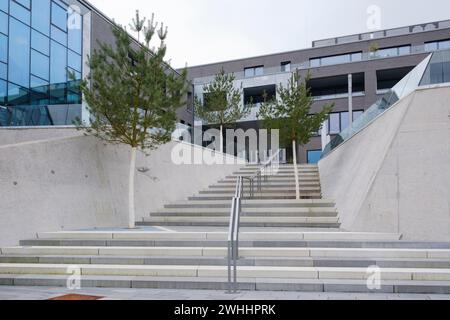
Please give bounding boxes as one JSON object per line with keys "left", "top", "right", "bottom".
{"left": 186, "top": 20, "right": 450, "bottom": 163}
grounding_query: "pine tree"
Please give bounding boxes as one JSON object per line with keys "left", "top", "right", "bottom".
{"left": 258, "top": 72, "right": 333, "bottom": 198}
{"left": 194, "top": 68, "right": 250, "bottom": 153}
{"left": 75, "top": 11, "right": 187, "bottom": 228}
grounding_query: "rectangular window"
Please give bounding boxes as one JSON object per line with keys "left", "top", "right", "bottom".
{"left": 281, "top": 61, "right": 291, "bottom": 72}
{"left": 10, "top": 1, "right": 30, "bottom": 25}
{"left": 8, "top": 82, "right": 29, "bottom": 105}
{"left": 50, "top": 40, "right": 66, "bottom": 84}
{"left": 0, "top": 10, "right": 7, "bottom": 35}
{"left": 371, "top": 45, "right": 411, "bottom": 59}
{"left": 68, "top": 49, "right": 81, "bottom": 72}
{"left": 307, "top": 150, "right": 322, "bottom": 164}
{"left": 244, "top": 65, "right": 264, "bottom": 77}
{"left": 32, "top": 0, "right": 50, "bottom": 36}
{"left": 0, "top": 61, "right": 6, "bottom": 79}
{"left": 30, "top": 75, "right": 49, "bottom": 105}
{"left": 8, "top": 18, "right": 30, "bottom": 88}
{"left": 51, "top": 1, "right": 67, "bottom": 31}
{"left": 425, "top": 39, "right": 450, "bottom": 52}
{"left": 0, "top": 33, "right": 7, "bottom": 62}
{"left": 68, "top": 11, "right": 82, "bottom": 54}
{"left": 309, "top": 52, "right": 362, "bottom": 67}
{"left": 329, "top": 113, "right": 340, "bottom": 134}
{"left": 31, "top": 29, "right": 50, "bottom": 55}
{"left": 31, "top": 49, "right": 49, "bottom": 80}
{"left": 0, "top": 0, "right": 8, "bottom": 13}
{"left": 0, "top": 78, "right": 6, "bottom": 104}
{"left": 51, "top": 24, "right": 67, "bottom": 45}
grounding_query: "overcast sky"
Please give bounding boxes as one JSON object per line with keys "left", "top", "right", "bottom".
{"left": 88, "top": 0, "right": 450, "bottom": 69}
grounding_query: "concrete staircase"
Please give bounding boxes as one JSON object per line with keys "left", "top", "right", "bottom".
{"left": 1, "top": 164, "right": 450, "bottom": 294}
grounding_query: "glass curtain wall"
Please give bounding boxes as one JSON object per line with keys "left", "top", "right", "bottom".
{"left": 0, "top": 0, "right": 83, "bottom": 126}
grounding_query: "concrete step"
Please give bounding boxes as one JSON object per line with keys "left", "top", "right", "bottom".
{"left": 3, "top": 255, "right": 450, "bottom": 269}
{"left": 2, "top": 274, "right": 450, "bottom": 294}
{"left": 154, "top": 207, "right": 337, "bottom": 215}
{"left": 209, "top": 183, "right": 320, "bottom": 189}
{"left": 188, "top": 194, "right": 322, "bottom": 201}
{"left": 6, "top": 246, "right": 450, "bottom": 260}
{"left": 164, "top": 199, "right": 336, "bottom": 209}
{"left": 18, "top": 239, "right": 450, "bottom": 249}
{"left": 217, "top": 180, "right": 319, "bottom": 186}
{"left": 151, "top": 211, "right": 337, "bottom": 218}
{"left": 2, "top": 264, "right": 450, "bottom": 281}
{"left": 4, "top": 253, "right": 450, "bottom": 268}
{"left": 198, "top": 187, "right": 321, "bottom": 194}
{"left": 33, "top": 231, "right": 400, "bottom": 242}
{"left": 139, "top": 216, "right": 339, "bottom": 228}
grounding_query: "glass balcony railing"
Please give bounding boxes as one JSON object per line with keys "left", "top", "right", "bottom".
{"left": 321, "top": 48, "right": 450, "bottom": 159}
{"left": 192, "top": 44, "right": 436, "bottom": 85}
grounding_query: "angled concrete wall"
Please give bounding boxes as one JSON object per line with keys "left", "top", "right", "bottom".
{"left": 319, "top": 86, "right": 450, "bottom": 241}
{"left": 0, "top": 132, "right": 244, "bottom": 246}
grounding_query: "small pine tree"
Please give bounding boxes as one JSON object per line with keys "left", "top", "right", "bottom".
{"left": 75, "top": 11, "right": 187, "bottom": 228}
{"left": 194, "top": 68, "right": 251, "bottom": 153}
{"left": 259, "top": 72, "right": 333, "bottom": 164}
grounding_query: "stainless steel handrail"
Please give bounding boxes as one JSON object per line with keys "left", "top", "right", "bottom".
{"left": 227, "top": 176, "right": 243, "bottom": 293}
{"left": 226, "top": 150, "right": 281, "bottom": 293}
{"left": 242, "top": 150, "right": 281, "bottom": 198}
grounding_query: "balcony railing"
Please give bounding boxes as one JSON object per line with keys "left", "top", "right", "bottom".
{"left": 193, "top": 44, "right": 436, "bottom": 85}
{"left": 312, "top": 19, "right": 450, "bottom": 48}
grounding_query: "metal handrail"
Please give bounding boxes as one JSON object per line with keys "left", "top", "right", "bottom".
{"left": 227, "top": 176, "right": 243, "bottom": 293}
{"left": 226, "top": 150, "right": 281, "bottom": 293}
{"left": 242, "top": 150, "right": 282, "bottom": 198}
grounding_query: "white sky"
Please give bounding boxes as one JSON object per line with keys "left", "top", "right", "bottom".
{"left": 88, "top": 0, "right": 450, "bottom": 69}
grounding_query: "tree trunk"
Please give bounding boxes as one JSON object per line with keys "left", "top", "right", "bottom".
{"left": 220, "top": 124, "right": 224, "bottom": 154}
{"left": 128, "top": 146, "right": 137, "bottom": 229}
{"left": 292, "top": 140, "right": 300, "bottom": 200}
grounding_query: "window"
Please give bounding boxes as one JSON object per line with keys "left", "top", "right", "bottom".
{"left": 51, "top": 1, "right": 67, "bottom": 31}
{"left": 50, "top": 40, "right": 66, "bottom": 84}
{"left": 309, "top": 52, "right": 362, "bottom": 67}
{"left": 10, "top": 1, "right": 30, "bottom": 25}
{"left": 0, "top": 33, "right": 6, "bottom": 63}
{"left": 0, "top": 62, "right": 6, "bottom": 79}
{"left": 244, "top": 66, "right": 264, "bottom": 77}
{"left": 328, "top": 110, "right": 364, "bottom": 134}
{"left": 0, "top": 11, "right": 7, "bottom": 35}
{"left": 307, "top": 150, "right": 322, "bottom": 164}
{"left": 281, "top": 61, "right": 291, "bottom": 72}
{"left": 32, "top": 0, "right": 50, "bottom": 36}
{"left": 51, "top": 24, "right": 67, "bottom": 45}
{"left": 425, "top": 39, "right": 450, "bottom": 52}
{"left": 31, "top": 29, "right": 50, "bottom": 55}
{"left": 370, "top": 45, "right": 411, "bottom": 59}
{"left": 31, "top": 49, "right": 49, "bottom": 80}
{"left": 0, "top": 0, "right": 8, "bottom": 13}
{"left": 8, "top": 18, "right": 30, "bottom": 87}
{"left": 68, "top": 50, "right": 81, "bottom": 72}
{"left": 0, "top": 79, "right": 6, "bottom": 104}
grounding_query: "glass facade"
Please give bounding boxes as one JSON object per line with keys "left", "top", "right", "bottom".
{"left": 0, "top": 0, "right": 83, "bottom": 127}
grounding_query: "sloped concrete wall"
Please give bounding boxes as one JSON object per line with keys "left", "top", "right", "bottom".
{"left": 0, "top": 133, "right": 244, "bottom": 246}
{"left": 319, "top": 86, "right": 450, "bottom": 241}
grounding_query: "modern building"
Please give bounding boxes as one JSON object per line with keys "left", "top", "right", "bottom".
{"left": 0, "top": 0, "right": 194, "bottom": 128}
{"left": 186, "top": 19, "right": 450, "bottom": 164}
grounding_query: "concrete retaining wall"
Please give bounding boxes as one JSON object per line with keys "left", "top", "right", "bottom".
{"left": 319, "top": 86, "right": 450, "bottom": 241}
{"left": 0, "top": 132, "right": 244, "bottom": 246}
